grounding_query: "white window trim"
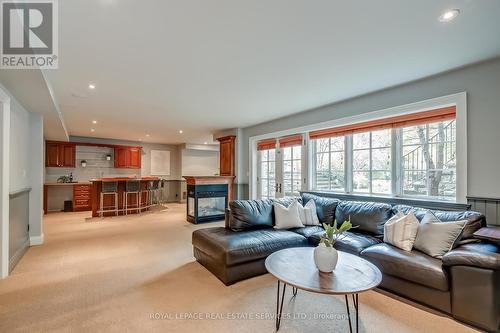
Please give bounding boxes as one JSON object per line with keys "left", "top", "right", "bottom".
{"left": 249, "top": 92, "right": 467, "bottom": 203}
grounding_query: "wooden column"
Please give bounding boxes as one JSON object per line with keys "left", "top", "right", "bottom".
{"left": 217, "top": 135, "right": 236, "bottom": 200}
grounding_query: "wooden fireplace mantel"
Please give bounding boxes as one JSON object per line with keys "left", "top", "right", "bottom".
{"left": 182, "top": 176, "right": 235, "bottom": 201}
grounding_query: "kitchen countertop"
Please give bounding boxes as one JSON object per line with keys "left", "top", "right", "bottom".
{"left": 44, "top": 182, "right": 92, "bottom": 186}
{"left": 90, "top": 177, "right": 159, "bottom": 182}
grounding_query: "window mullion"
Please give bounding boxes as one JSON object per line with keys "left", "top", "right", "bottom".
{"left": 392, "top": 128, "right": 400, "bottom": 196}
{"left": 346, "top": 135, "right": 353, "bottom": 193}
{"left": 369, "top": 132, "right": 373, "bottom": 194}
{"left": 328, "top": 138, "right": 332, "bottom": 191}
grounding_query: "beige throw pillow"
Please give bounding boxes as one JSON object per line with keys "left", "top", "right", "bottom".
{"left": 383, "top": 210, "right": 420, "bottom": 252}
{"left": 413, "top": 211, "right": 466, "bottom": 258}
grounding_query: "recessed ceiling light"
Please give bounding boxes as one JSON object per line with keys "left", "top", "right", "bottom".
{"left": 90, "top": 128, "right": 95, "bottom": 132}
{"left": 204, "top": 142, "right": 208, "bottom": 145}
{"left": 88, "top": 83, "right": 96, "bottom": 89}
{"left": 179, "top": 130, "right": 183, "bottom": 134}
{"left": 92, "top": 120, "right": 97, "bottom": 124}
{"left": 145, "top": 134, "right": 150, "bottom": 137}
{"left": 439, "top": 9, "right": 460, "bottom": 22}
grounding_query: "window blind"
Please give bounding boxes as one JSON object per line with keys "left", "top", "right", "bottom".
{"left": 278, "top": 135, "right": 302, "bottom": 148}
{"left": 309, "top": 106, "right": 456, "bottom": 139}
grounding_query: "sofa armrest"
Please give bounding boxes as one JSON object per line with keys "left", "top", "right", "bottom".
{"left": 442, "top": 242, "right": 500, "bottom": 270}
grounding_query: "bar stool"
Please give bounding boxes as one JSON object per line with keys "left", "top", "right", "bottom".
{"left": 100, "top": 181, "right": 119, "bottom": 217}
{"left": 140, "top": 182, "right": 150, "bottom": 212}
{"left": 149, "top": 180, "right": 160, "bottom": 206}
{"left": 123, "top": 180, "right": 141, "bottom": 215}
{"left": 159, "top": 179, "right": 166, "bottom": 205}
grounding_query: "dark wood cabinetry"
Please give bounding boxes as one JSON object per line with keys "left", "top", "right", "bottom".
{"left": 114, "top": 147, "right": 142, "bottom": 169}
{"left": 217, "top": 135, "right": 236, "bottom": 177}
{"left": 73, "top": 184, "right": 92, "bottom": 211}
{"left": 46, "top": 141, "right": 142, "bottom": 169}
{"left": 45, "top": 142, "right": 76, "bottom": 167}
{"left": 216, "top": 135, "right": 236, "bottom": 201}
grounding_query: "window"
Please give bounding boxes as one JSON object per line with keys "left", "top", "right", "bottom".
{"left": 401, "top": 119, "right": 456, "bottom": 200}
{"left": 258, "top": 148, "right": 276, "bottom": 199}
{"left": 313, "top": 137, "right": 345, "bottom": 191}
{"left": 353, "top": 129, "right": 391, "bottom": 194}
{"left": 282, "top": 145, "right": 302, "bottom": 197}
{"left": 307, "top": 106, "right": 457, "bottom": 201}
{"left": 252, "top": 101, "right": 463, "bottom": 202}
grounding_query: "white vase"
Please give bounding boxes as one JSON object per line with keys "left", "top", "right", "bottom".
{"left": 314, "top": 243, "right": 338, "bottom": 273}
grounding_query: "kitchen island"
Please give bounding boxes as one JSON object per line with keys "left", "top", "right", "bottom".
{"left": 90, "top": 177, "right": 159, "bottom": 217}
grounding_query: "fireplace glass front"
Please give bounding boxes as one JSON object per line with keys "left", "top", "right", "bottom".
{"left": 198, "top": 197, "right": 226, "bottom": 217}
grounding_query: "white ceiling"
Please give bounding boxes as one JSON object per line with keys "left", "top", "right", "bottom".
{"left": 42, "top": 0, "right": 500, "bottom": 144}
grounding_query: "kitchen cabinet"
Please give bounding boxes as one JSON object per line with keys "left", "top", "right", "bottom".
{"left": 45, "top": 142, "right": 75, "bottom": 167}
{"left": 217, "top": 135, "right": 236, "bottom": 176}
{"left": 73, "top": 184, "right": 92, "bottom": 211}
{"left": 114, "top": 147, "right": 142, "bottom": 169}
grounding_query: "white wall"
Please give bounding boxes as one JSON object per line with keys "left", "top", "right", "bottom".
{"left": 0, "top": 81, "right": 44, "bottom": 278}
{"left": 29, "top": 112, "right": 43, "bottom": 243}
{"left": 0, "top": 86, "right": 10, "bottom": 278}
{"left": 9, "top": 98, "right": 30, "bottom": 191}
{"left": 8, "top": 90, "right": 44, "bottom": 245}
{"left": 181, "top": 149, "right": 219, "bottom": 176}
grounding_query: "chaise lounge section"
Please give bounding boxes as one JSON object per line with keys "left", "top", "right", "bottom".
{"left": 192, "top": 193, "right": 500, "bottom": 332}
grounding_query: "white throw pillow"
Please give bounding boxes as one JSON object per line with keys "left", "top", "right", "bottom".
{"left": 383, "top": 210, "right": 420, "bottom": 252}
{"left": 274, "top": 200, "right": 304, "bottom": 229}
{"left": 297, "top": 200, "right": 321, "bottom": 226}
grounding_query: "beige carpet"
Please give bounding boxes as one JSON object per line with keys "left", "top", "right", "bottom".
{"left": 0, "top": 204, "right": 478, "bottom": 333}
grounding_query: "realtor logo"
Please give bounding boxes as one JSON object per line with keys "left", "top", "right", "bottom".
{"left": 1, "top": 0, "right": 58, "bottom": 69}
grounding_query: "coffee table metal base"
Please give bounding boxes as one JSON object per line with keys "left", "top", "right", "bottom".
{"left": 275, "top": 280, "right": 359, "bottom": 333}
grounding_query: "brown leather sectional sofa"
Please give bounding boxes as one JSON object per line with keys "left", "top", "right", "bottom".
{"left": 192, "top": 193, "right": 500, "bottom": 332}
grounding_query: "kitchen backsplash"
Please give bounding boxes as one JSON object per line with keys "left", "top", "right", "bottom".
{"left": 45, "top": 145, "right": 139, "bottom": 182}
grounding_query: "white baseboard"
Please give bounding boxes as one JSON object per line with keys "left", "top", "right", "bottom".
{"left": 30, "top": 234, "right": 44, "bottom": 246}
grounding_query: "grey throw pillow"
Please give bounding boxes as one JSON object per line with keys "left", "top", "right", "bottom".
{"left": 413, "top": 211, "right": 466, "bottom": 258}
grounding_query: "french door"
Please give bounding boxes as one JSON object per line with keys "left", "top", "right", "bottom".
{"left": 257, "top": 135, "right": 304, "bottom": 199}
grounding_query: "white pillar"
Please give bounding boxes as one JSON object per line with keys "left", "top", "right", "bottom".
{"left": 0, "top": 87, "right": 11, "bottom": 278}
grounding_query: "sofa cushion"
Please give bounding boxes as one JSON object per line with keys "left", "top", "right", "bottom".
{"left": 301, "top": 193, "right": 339, "bottom": 225}
{"left": 336, "top": 200, "right": 393, "bottom": 236}
{"left": 228, "top": 199, "right": 274, "bottom": 231}
{"left": 289, "top": 225, "right": 324, "bottom": 238}
{"left": 361, "top": 243, "right": 449, "bottom": 291}
{"left": 192, "top": 227, "right": 308, "bottom": 266}
{"left": 308, "top": 230, "right": 382, "bottom": 254}
{"left": 393, "top": 204, "right": 485, "bottom": 239}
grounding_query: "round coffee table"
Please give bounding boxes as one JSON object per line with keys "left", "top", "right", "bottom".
{"left": 265, "top": 247, "right": 382, "bottom": 333}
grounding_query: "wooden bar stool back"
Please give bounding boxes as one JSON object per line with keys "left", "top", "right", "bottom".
{"left": 124, "top": 180, "right": 141, "bottom": 215}
{"left": 100, "top": 181, "right": 119, "bottom": 217}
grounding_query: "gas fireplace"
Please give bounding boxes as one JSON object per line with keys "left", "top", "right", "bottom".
{"left": 186, "top": 184, "right": 228, "bottom": 223}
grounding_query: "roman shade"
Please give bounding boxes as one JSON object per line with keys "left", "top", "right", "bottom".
{"left": 278, "top": 135, "right": 302, "bottom": 148}
{"left": 309, "top": 106, "right": 456, "bottom": 139}
{"left": 257, "top": 139, "right": 276, "bottom": 151}
{"left": 257, "top": 135, "right": 303, "bottom": 150}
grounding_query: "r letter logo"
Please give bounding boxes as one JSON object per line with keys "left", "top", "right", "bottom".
{"left": 1, "top": 0, "right": 58, "bottom": 69}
